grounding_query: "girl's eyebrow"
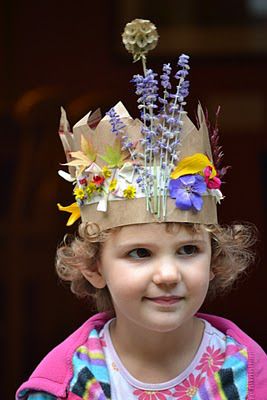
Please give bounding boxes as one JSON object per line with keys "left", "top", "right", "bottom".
{"left": 115, "top": 238, "right": 207, "bottom": 250}
{"left": 115, "top": 242, "right": 153, "bottom": 250}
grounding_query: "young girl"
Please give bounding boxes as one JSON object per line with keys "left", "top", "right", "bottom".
{"left": 17, "top": 19, "right": 267, "bottom": 400}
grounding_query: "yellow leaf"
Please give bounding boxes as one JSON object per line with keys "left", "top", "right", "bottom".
{"left": 63, "top": 150, "right": 92, "bottom": 169}
{"left": 64, "top": 160, "right": 87, "bottom": 167}
{"left": 170, "top": 153, "right": 216, "bottom": 179}
{"left": 57, "top": 202, "right": 81, "bottom": 226}
{"left": 81, "top": 135, "right": 96, "bottom": 162}
{"left": 70, "top": 151, "right": 90, "bottom": 163}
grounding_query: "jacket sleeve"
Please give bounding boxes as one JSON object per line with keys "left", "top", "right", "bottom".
{"left": 250, "top": 340, "right": 267, "bottom": 399}
{"left": 18, "top": 391, "right": 83, "bottom": 399}
{"left": 18, "top": 392, "right": 57, "bottom": 400}
{"left": 16, "top": 313, "right": 110, "bottom": 400}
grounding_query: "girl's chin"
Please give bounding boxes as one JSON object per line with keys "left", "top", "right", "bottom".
{"left": 135, "top": 315, "right": 189, "bottom": 334}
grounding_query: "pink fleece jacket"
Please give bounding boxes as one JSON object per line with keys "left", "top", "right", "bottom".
{"left": 16, "top": 312, "right": 267, "bottom": 399}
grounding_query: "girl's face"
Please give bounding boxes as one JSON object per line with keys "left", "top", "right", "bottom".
{"left": 95, "top": 223, "right": 212, "bottom": 333}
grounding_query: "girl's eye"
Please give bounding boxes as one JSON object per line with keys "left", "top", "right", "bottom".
{"left": 128, "top": 248, "right": 151, "bottom": 259}
{"left": 178, "top": 245, "right": 198, "bottom": 256}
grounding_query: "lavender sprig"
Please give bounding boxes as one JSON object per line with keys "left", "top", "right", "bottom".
{"left": 106, "top": 108, "right": 126, "bottom": 135}
{"left": 132, "top": 69, "right": 159, "bottom": 212}
{"left": 107, "top": 107, "right": 146, "bottom": 196}
{"left": 157, "top": 63, "right": 173, "bottom": 216}
{"left": 132, "top": 53, "right": 190, "bottom": 219}
{"left": 161, "top": 54, "right": 190, "bottom": 217}
{"left": 107, "top": 107, "right": 135, "bottom": 152}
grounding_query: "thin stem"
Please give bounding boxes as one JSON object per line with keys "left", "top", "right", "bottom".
{"left": 141, "top": 55, "right": 147, "bottom": 75}
{"left": 141, "top": 55, "right": 152, "bottom": 211}
{"left": 158, "top": 89, "right": 168, "bottom": 218}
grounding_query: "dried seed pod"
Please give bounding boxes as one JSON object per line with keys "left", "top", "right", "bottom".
{"left": 122, "top": 18, "right": 159, "bottom": 61}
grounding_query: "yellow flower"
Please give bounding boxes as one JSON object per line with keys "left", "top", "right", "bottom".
{"left": 86, "top": 182, "right": 96, "bottom": 197}
{"left": 95, "top": 185, "right": 103, "bottom": 193}
{"left": 102, "top": 166, "right": 112, "bottom": 178}
{"left": 73, "top": 187, "right": 85, "bottom": 200}
{"left": 57, "top": 202, "right": 81, "bottom": 226}
{"left": 123, "top": 185, "right": 136, "bottom": 199}
{"left": 109, "top": 179, "right": 117, "bottom": 192}
{"left": 170, "top": 153, "right": 216, "bottom": 180}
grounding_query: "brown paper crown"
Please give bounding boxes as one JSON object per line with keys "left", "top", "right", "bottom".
{"left": 57, "top": 101, "right": 224, "bottom": 230}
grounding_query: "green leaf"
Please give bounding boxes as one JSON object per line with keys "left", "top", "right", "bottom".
{"left": 99, "top": 139, "right": 128, "bottom": 168}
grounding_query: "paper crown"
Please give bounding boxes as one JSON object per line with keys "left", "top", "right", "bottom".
{"left": 57, "top": 19, "right": 227, "bottom": 230}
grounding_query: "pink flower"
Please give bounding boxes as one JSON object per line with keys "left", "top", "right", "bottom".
{"left": 196, "top": 345, "right": 225, "bottom": 376}
{"left": 133, "top": 389, "right": 172, "bottom": 400}
{"left": 204, "top": 166, "right": 221, "bottom": 189}
{"left": 78, "top": 177, "right": 87, "bottom": 185}
{"left": 173, "top": 373, "right": 205, "bottom": 399}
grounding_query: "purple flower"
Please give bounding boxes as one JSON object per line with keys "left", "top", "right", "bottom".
{"left": 166, "top": 116, "right": 176, "bottom": 125}
{"left": 106, "top": 107, "right": 126, "bottom": 135}
{"left": 132, "top": 69, "right": 159, "bottom": 108}
{"left": 177, "top": 54, "right": 190, "bottom": 68}
{"left": 168, "top": 174, "right": 207, "bottom": 211}
{"left": 158, "top": 97, "right": 169, "bottom": 104}
{"left": 180, "top": 80, "right": 190, "bottom": 98}
{"left": 160, "top": 65, "right": 172, "bottom": 89}
{"left": 175, "top": 69, "right": 189, "bottom": 78}
{"left": 163, "top": 63, "right": 172, "bottom": 74}
{"left": 131, "top": 74, "right": 144, "bottom": 95}
{"left": 122, "top": 141, "right": 133, "bottom": 150}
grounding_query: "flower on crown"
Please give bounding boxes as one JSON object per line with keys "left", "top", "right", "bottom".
{"left": 168, "top": 153, "right": 223, "bottom": 212}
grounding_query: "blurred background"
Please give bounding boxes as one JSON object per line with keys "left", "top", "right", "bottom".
{"left": 1, "top": 0, "right": 267, "bottom": 397}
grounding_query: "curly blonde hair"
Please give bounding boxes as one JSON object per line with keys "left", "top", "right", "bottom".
{"left": 56, "top": 222, "right": 257, "bottom": 313}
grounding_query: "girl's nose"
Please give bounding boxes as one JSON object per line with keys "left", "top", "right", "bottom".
{"left": 152, "top": 257, "right": 181, "bottom": 286}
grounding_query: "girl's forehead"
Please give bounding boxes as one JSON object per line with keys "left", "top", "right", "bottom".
{"left": 111, "top": 223, "right": 209, "bottom": 242}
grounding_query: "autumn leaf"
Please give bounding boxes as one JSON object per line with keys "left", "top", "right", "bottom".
{"left": 63, "top": 150, "right": 93, "bottom": 170}
{"left": 81, "top": 135, "right": 96, "bottom": 162}
{"left": 62, "top": 137, "right": 96, "bottom": 172}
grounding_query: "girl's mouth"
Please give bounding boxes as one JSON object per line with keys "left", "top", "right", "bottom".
{"left": 145, "top": 296, "right": 183, "bottom": 305}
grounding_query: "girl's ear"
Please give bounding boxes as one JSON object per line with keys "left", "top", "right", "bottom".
{"left": 209, "top": 268, "right": 215, "bottom": 281}
{"left": 81, "top": 264, "right": 106, "bottom": 289}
